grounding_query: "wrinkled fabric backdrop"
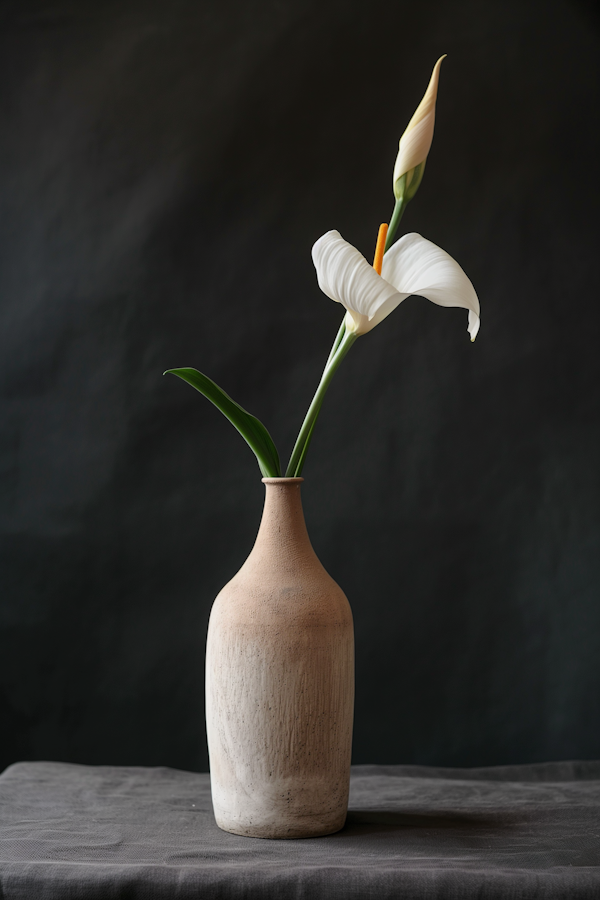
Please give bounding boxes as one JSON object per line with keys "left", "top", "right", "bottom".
{"left": 0, "top": 0, "right": 599, "bottom": 773}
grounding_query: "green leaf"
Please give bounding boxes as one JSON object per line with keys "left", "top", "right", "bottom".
{"left": 164, "top": 367, "right": 281, "bottom": 477}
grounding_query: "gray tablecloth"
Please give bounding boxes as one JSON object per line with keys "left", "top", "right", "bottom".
{"left": 1, "top": 760, "right": 600, "bottom": 898}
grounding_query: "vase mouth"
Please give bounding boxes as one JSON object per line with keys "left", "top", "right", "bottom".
{"left": 261, "top": 477, "right": 304, "bottom": 485}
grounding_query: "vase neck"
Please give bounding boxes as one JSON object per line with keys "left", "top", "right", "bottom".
{"left": 252, "top": 478, "right": 315, "bottom": 565}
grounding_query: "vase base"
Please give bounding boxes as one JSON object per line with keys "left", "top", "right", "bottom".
{"left": 214, "top": 813, "right": 347, "bottom": 840}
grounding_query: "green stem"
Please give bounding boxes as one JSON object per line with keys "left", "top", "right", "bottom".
{"left": 292, "top": 414, "right": 319, "bottom": 478}
{"left": 385, "top": 197, "right": 407, "bottom": 252}
{"left": 325, "top": 317, "right": 347, "bottom": 368}
{"left": 285, "top": 329, "right": 357, "bottom": 477}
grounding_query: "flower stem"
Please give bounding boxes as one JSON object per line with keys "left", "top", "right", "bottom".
{"left": 385, "top": 197, "right": 407, "bottom": 252}
{"left": 285, "top": 329, "right": 357, "bottom": 477}
{"left": 325, "top": 317, "right": 347, "bottom": 368}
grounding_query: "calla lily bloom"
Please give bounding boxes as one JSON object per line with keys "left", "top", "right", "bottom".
{"left": 393, "top": 55, "right": 445, "bottom": 201}
{"left": 312, "top": 229, "right": 480, "bottom": 340}
{"left": 168, "top": 56, "right": 481, "bottom": 482}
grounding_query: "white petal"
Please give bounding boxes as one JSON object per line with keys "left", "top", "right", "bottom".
{"left": 381, "top": 233, "right": 480, "bottom": 339}
{"left": 312, "top": 231, "right": 408, "bottom": 335}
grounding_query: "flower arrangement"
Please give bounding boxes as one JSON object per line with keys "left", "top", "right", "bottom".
{"left": 165, "top": 57, "right": 480, "bottom": 478}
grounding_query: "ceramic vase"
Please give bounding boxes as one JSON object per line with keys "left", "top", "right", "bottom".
{"left": 205, "top": 477, "right": 354, "bottom": 839}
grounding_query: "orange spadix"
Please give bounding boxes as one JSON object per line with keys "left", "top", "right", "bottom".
{"left": 372, "top": 223, "right": 388, "bottom": 275}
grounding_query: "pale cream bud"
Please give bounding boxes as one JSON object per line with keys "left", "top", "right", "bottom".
{"left": 393, "top": 56, "right": 446, "bottom": 199}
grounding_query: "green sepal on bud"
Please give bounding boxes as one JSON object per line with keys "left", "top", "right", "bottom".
{"left": 393, "top": 160, "right": 426, "bottom": 204}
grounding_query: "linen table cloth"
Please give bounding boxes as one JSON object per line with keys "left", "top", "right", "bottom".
{"left": 1, "top": 760, "right": 599, "bottom": 898}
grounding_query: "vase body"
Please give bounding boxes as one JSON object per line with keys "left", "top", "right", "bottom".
{"left": 205, "top": 477, "right": 354, "bottom": 839}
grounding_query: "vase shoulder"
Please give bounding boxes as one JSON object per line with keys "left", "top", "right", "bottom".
{"left": 213, "top": 563, "right": 351, "bottom": 628}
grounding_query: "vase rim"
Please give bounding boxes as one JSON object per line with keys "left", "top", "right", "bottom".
{"left": 261, "top": 477, "right": 304, "bottom": 485}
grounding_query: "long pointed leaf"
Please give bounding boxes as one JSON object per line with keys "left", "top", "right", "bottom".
{"left": 165, "top": 367, "right": 281, "bottom": 477}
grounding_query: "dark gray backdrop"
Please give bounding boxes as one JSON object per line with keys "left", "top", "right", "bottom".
{"left": 1, "top": 0, "right": 599, "bottom": 773}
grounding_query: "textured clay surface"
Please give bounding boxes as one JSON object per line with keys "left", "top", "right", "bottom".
{"left": 205, "top": 478, "right": 354, "bottom": 838}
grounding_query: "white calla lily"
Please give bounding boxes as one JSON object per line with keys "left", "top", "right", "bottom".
{"left": 169, "top": 55, "right": 482, "bottom": 482}
{"left": 312, "top": 229, "right": 480, "bottom": 340}
{"left": 393, "top": 55, "right": 445, "bottom": 199}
